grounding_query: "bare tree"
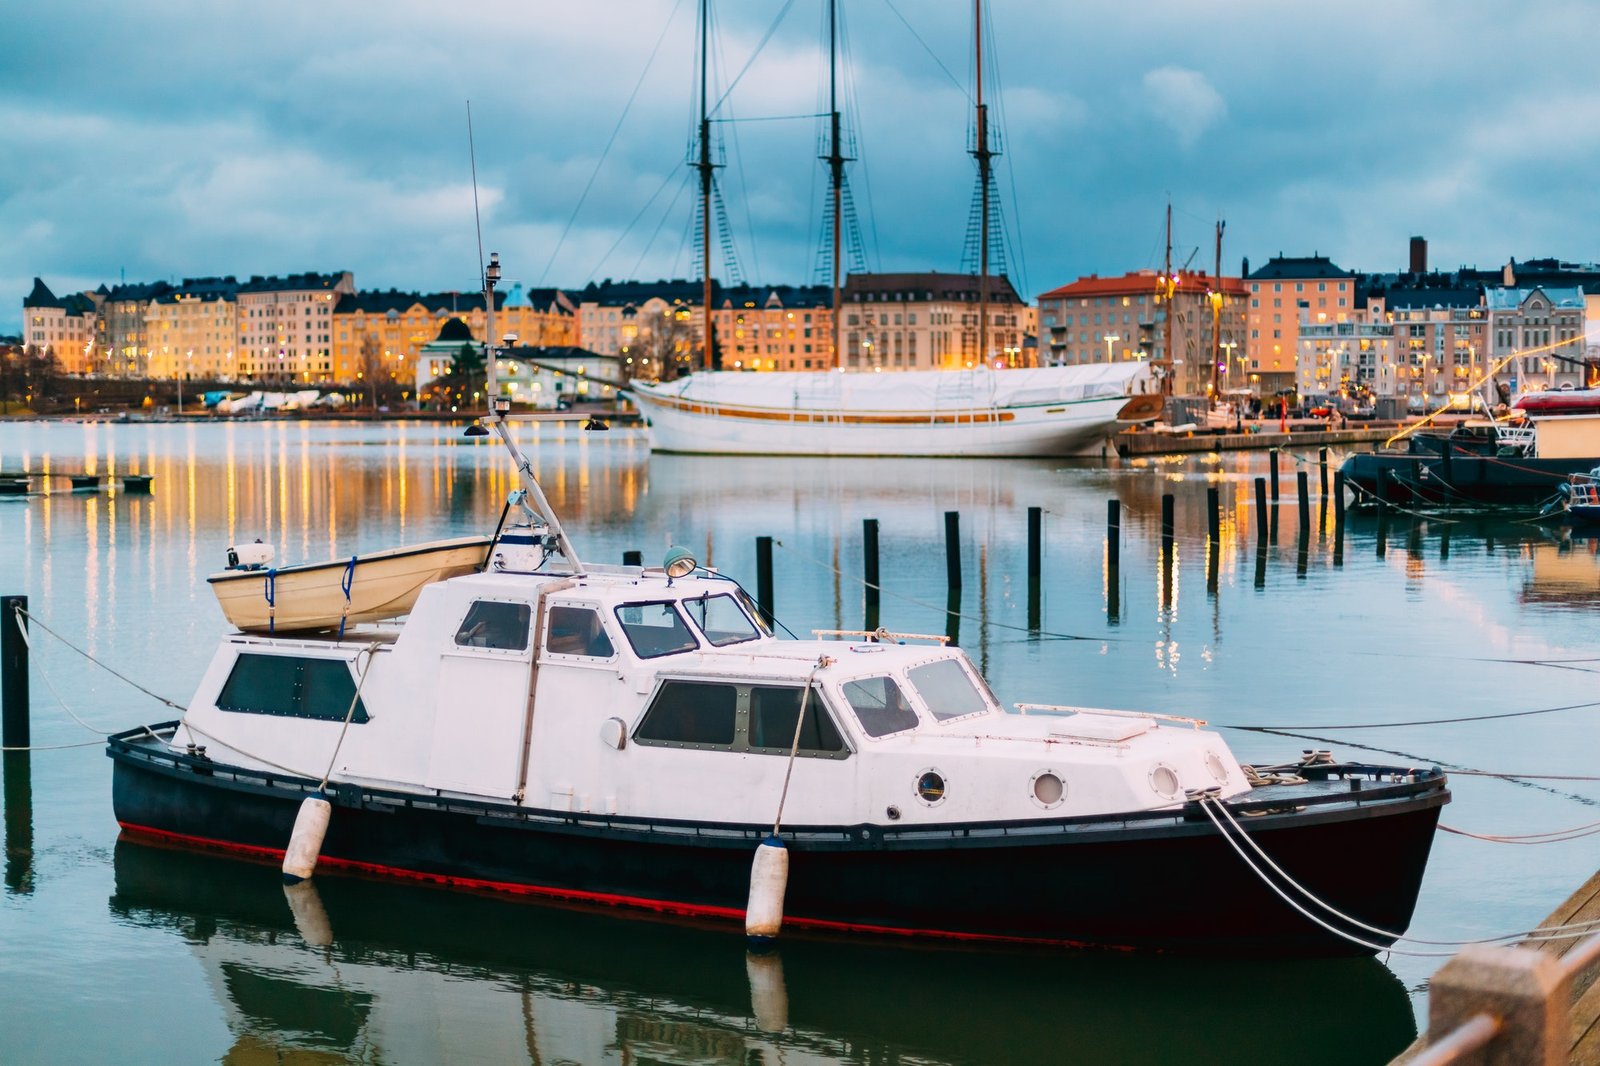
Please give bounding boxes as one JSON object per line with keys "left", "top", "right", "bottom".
{"left": 358, "top": 333, "right": 383, "bottom": 410}
{"left": 634, "top": 316, "right": 696, "bottom": 382}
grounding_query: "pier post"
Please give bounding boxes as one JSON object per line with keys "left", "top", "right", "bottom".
{"left": 1297, "top": 471, "right": 1310, "bottom": 535}
{"left": 1424, "top": 944, "right": 1566, "bottom": 1066}
{"left": 943, "top": 512, "right": 962, "bottom": 593}
{"left": 1319, "top": 447, "right": 1329, "bottom": 498}
{"left": 1333, "top": 471, "right": 1346, "bottom": 568}
{"left": 862, "top": 519, "right": 880, "bottom": 630}
{"left": 1206, "top": 487, "right": 1220, "bottom": 544}
{"left": 3, "top": 751, "right": 31, "bottom": 894}
{"left": 622, "top": 550, "right": 643, "bottom": 567}
{"left": 1270, "top": 448, "right": 1280, "bottom": 502}
{"left": 1254, "top": 478, "right": 1268, "bottom": 543}
{"left": 1, "top": 596, "right": 27, "bottom": 751}
{"left": 755, "top": 537, "right": 775, "bottom": 625}
{"left": 1026, "top": 508, "right": 1041, "bottom": 632}
{"left": 1106, "top": 500, "right": 1121, "bottom": 569}
{"left": 1160, "top": 494, "right": 1174, "bottom": 555}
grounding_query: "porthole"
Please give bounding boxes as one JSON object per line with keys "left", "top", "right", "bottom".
{"left": 1205, "top": 751, "right": 1229, "bottom": 783}
{"left": 1031, "top": 770, "right": 1065, "bottom": 809}
{"left": 1149, "top": 764, "right": 1181, "bottom": 800}
{"left": 915, "top": 769, "right": 946, "bottom": 806}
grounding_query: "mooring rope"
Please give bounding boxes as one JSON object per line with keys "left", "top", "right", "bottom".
{"left": 319, "top": 641, "right": 382, "bottom": 791}
{"left": 1228, "top": 698, "right": 1600, "bottom": 733}
{"left": 13, "top": 605, "right": 185, "bottom": 712}
{"left": 769, "top": 656, "right": 831, "bottom": 836}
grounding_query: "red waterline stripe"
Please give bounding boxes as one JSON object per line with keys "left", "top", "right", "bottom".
{"left": 117, "top": 821, "right": 1115, "bottom": 951}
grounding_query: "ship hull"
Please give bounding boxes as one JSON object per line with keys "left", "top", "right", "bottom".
{"left": 1340, "top": 451, "right": 1590, "bottom": 509}
{"left": 111, "top": 727, "right": 1445, "bottom": 957}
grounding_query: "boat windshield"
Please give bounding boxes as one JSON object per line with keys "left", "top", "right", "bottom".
{"left": 840, "top": 675, "right": 920, "bottom": 738}
{"left": 613, "top": 601, "right": 700, "bottom": 659}
{"left": 905, "top": 658, "right": 992, "bottom": 721}
{"left": 682, "top": 593, "right": 761, "bottom": 646}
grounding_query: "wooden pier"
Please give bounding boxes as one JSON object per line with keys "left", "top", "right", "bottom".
{"left": 1398, "top": 869, "right": 1600, "bottom": 1063}
{"left": 1115, "top": 423, "right": 1395, "bottom": 457}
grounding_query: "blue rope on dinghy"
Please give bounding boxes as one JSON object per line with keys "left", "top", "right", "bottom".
{"left": 338, "top": 556, "right": 357, "bottom": 639}
{"left": 264, "top": 568, "right": 277, "bottom": 634}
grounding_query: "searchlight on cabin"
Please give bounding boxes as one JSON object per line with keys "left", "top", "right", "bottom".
{"left": 662, "top": 545, "right": 697, "bottom": 579}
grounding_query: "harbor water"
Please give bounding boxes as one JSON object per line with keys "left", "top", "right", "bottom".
{"left": 4, "top": 418, "right": 1600, "bottom": 1064}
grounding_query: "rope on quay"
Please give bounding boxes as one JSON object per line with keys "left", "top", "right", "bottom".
{"left": 770, "top": 539, "right": 1119, "bottom": 643}
{"left": 1439, "top": 819, "right": 1600, "bottom": 845}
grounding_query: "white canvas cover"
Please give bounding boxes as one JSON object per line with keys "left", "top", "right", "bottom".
{"left": 634, "top": 362, "right": 1151, "bottom": 413}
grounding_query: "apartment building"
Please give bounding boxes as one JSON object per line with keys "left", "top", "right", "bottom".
{"left": 840, "top": 272, "right": 1028, "bottom": 371}
{"left": 1485, "top": 285, "right": 1587, "bottom": 391}
{"left": 104, "top": 280, "right": 173, "bottom": 378}
{"left": 145, "top": 277, "right": 240, "bottom": 381}
{"left": 235, "top": 272, "right": 354, "bottom": 384}
{"left": 22, "top": 278, "right": 99, "bottom": 373}
{"left": 715, "top": 284, "right": 831, "bottom": 370}
{"left": 1037, "top": 269, "right": 1245, "bottom": 395}
{"left": 1245, "top": 256, "right": 1356, "bottom": 395}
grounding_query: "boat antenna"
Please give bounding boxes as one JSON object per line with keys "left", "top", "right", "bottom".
{"left": 468, "top": 101, "right": 497, "bottom": 407}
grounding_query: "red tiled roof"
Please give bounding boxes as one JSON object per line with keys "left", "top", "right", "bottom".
{"left": 1038, "top": 270, "right": 1247, "bottom": 301}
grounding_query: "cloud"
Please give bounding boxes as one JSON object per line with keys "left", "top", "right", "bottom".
{"left": 1140, "top": 67, "right": 1227, "bottom": 149}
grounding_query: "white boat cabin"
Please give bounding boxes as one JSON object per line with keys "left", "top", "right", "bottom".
{"left": 174, "top": 564, "right": 1251, "bottom": 828}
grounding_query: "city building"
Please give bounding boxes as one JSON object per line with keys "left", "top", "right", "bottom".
{"left": 235, "top": 272, "right": 354, "bottom": 384}
{"left": 1036, "top": 269, "right": 1246, "bottom": 395}
{"left": 22, "top": 278, "right": 99, "bottom": 373}
{"left": 414, "top": 318, "right": 619, "bottom": 410}
{"left": 714, "top": 284, "right": 831, "bottom": 370}
{"left": 103, "top": 280, "right": 172, "bottom": 378}
{"left": 841, "top": 272, "right": 1028, "bottom": 371}
{"left": 145, "top": 277, "right": 240, "bottom": 382}
{"left": 1485, "top": 284, "right": 1587, "bottom": 392}
{"left": 1245, "top": 255, "right": 1356, "bottom": 396}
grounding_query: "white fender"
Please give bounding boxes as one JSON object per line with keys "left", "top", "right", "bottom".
{"left": 744, "top": 836, "right": 788, "bottom": 948}
{"left": 282, "top": 792, "right": 331, "bottom": 885}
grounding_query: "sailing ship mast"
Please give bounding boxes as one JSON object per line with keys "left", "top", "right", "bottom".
{"left": 972, "top": 0, "right": 995, "bottom": 368}
{"left": 825, "top": 0, "right": 847, "bottom": 370}
{"left": 695, "top": 0, "right": 718, "bottom": 370}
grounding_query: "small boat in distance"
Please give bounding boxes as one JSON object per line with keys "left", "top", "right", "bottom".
{"left": 208, "top": 536, "right": 492, "bottom": 633}
{"left": 1340, "top": 390, "right": 1600, "bottom": 511}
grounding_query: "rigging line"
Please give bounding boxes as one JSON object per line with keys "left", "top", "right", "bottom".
{"left": 2, "top": 739, "right": 104, "bottom": 753}
{"left": 714, "top": 113, "right": 827, "bottom": 123}
{"left": 13, "top": 605, "right": 184, "bottom": 712}
{"left": 1228, "top": 698, "right": 1600, "bottom": 732}
{"left": 539, "top": 0, "right": 687, "bottom": 286}
{"left": 709, "top": 0, "right": 798, "bottom": 115}
{"left": 770, "top": 539, "right": 1119, "bottom": 642}
{"left": 586, "top": 165, "right": 685, "bottom": 283}
{"left": 467, "top": 101, "right": 485, "bottom": 291}
{"left": 630, "top": 170, "right": 697, "bottom": 280}
{"left": 880, "top": 0, "right": 968, "bottom": 98}
{"left": 720, "top": 82, "right": 762, "bottom": 284}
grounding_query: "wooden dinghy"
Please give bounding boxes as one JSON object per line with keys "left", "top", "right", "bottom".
{"left": 208, "top": 536, "right": 492, "bottom": 633}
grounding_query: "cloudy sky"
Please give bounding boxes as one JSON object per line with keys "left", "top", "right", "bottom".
{"left": 6, "top": 0, "right": 1600, "bottom": 335}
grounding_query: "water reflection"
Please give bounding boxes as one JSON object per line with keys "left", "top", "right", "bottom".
{"left": 110, "top": 840, "right": 1416, "bottom": 1065}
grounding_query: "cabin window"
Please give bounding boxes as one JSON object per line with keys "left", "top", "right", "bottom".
{"left": 614, "top": 601, "right": 699, "bottom": 658}
{"left": 546, "top": 605, "right": 614, "bottom": 657}
{"left": 682, "top": 593, "right": 760, "bottom": 646}
{"left": 216, "top": 653, "right": 370, "bottom": 724}
{"left": 906, "top": 659, "right": 991, "bottom": 721}
{"left": 841, "top": 676, "right": 919, "bottom": 738}
{"left": 634, "top": 681, "right": 737, "bottom": 746}
{"left": 454, "top": 600, "right": 531, "bottom": 651}
{"left": 748, "top": 685, "right": 843, "bottom": 753}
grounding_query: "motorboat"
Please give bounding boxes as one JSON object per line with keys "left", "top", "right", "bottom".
{"left": 1339, "top": 391, "right": 1600, "bottom": 511}
{"left": 628, "top": 364, "right": 1164, "bottom": 458}
{"left": 107, "top": 258, "right": 1448, "bottom": 958}
{"left": 1561, "top": 466, "right": 1600, "bottom": 523}
{"left": 207, "top": 536, "right": 493, "bottom": 633}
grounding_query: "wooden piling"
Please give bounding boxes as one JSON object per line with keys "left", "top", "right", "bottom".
{"left": 1106, "top": 500, "right": 1121, "bottom": 569}
{"left": 1254, "top": 478, "right": 1268, "bottom": 542}
{"left": 863, "top": 519, "right": 880, "bottom": 630}
{"left": 1319, "top": 447, "right": 1329, "bottom": 498}
{"left": 1206, "top": 487, "right": 1220, "bottom": 543}
{"left": 1297, "top": 470, "right": 1310, "bottom": 533}
{"left": 755, "top": 537, "right": 774, "bottom": 625}
{"left": 1160, "top": 494, "right": 1175, "bottom": 554}
{"left": 1270, "top": 448, "right": 1280, "bottom": 502}
{"left": 1, "top": 595, "right": 28, "bottom": 750}
{"left": 944, "top": 512, "right": 962, "bottom": 592}
{"left": 1026, "top": 508, "right": 1041, "bottom": 632}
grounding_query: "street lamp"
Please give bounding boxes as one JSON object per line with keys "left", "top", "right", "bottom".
{"left": 1103, "top": 333, "right": 1120, "bottom": 362}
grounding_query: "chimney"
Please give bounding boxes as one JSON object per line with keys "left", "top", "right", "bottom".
{"left": 1409, "top": 236, "right": 1427, "bottom": 274}
{"left": 1504, "top": 259, "right": 1516, "bottom": 287}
